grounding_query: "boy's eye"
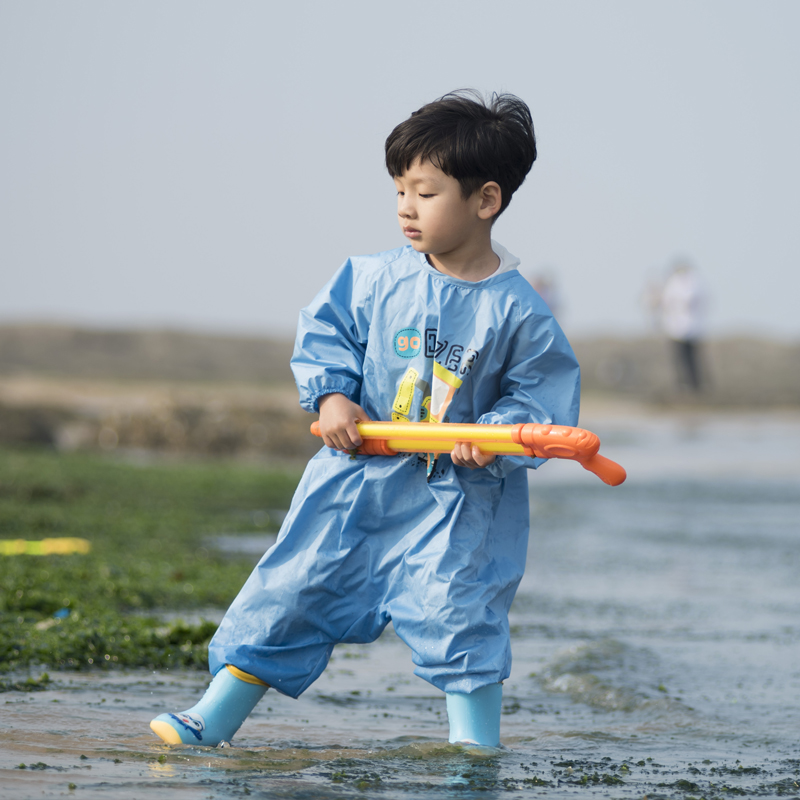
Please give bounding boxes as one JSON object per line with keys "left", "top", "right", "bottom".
{"left": 396, "top": 191, "right": 404, "bottom": 196}
{"left": 419, "top": 194, "right": 434, "bottom": 199}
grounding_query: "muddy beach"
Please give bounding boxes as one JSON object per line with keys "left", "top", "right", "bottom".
{"left": 2, "top": 407, "right": 800, "bottom": 798}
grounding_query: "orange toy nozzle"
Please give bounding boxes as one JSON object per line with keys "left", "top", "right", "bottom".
{"left": 581, "top": 454, "right": 627, "bottom": 486}
{"left": 510, "top": 423, "right": 627, "bottom": 486}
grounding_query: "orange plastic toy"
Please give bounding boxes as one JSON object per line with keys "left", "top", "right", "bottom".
{"left": 310, "top": 420, "right": 626, "bottom": 486}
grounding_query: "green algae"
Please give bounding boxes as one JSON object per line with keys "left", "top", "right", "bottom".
{"left": 0, "top": 671, "right": 51, "bottom": 692}
{"left": 0, "top": 446, "right": 301, "bottom": 675}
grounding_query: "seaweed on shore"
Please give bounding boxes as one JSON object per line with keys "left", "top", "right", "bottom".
{"left": 0, "top": 446, "right": 301, "bottom": 675}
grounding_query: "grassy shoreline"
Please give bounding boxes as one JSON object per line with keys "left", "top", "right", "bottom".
{"left": 0, "top": 446, "right": 301, "bottom": 680}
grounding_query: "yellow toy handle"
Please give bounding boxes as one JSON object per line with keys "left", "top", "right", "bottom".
{"left": 310, "top": 420, "right": 626, "bottom": 486}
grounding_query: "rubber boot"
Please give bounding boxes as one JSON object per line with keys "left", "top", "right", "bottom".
{"left": 150, "top": 664, "right": 268, "bottom": 746}
{"left": 446, "top": 683, "right": 502, "bottom": 747}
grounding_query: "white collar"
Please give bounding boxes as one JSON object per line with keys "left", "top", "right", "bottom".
{"left": 486, "top": 240, "right": 521, "bottom": 277}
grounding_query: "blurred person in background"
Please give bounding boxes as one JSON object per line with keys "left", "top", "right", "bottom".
{"left": 528, "top": 270, "right": 561, "bottom": 319}
{"left": 660, "top": 259, "right": 707, "bottom": 392}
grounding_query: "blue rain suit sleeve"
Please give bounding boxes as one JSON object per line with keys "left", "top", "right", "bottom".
{"left": 477, "top": 310, "right": 581, "bottom": 480}
{"left": 291, "top": 258, "right": 374, "bottom": 413}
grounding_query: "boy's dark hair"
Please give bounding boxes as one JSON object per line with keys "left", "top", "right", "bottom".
{"left": 385, "top": 90, "right": 537, "bottom": 216}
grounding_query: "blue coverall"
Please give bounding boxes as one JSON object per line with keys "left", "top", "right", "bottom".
{"left": 209, "top": 243, "right": 580, "bottom": 697}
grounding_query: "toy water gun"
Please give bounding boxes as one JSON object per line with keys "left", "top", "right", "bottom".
{"left": 310, "top": 421, "right": 626, "bottom": 486}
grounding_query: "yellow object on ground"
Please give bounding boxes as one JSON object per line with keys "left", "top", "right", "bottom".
{"left": 0, "top": 537, "right": 92, "bottom": 556}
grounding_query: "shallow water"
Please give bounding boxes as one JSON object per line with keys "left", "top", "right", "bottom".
{"left": 3, "top": 409, "right": 800, "bottom": 798}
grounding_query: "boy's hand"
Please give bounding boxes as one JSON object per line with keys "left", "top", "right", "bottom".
{"left": 317, "top": 393, "right": 372, "bottom": 452}
{"left": 450, "top": 442, "right": 497, "bottom": 470}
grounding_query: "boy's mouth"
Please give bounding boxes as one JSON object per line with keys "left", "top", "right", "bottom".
{"left": 403, "top": 227, "right": 421, "bottom": 239}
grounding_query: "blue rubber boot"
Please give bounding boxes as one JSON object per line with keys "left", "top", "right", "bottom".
{"left": 446, "top": 683, "right": 503, "bottom": 747}
{"left": 150, "top": 665, "right": 268, "bottom": 746}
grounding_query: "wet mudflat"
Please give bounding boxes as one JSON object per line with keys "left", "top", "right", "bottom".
{"left": 2, "top": 408, "right": 800, "bottom": 798}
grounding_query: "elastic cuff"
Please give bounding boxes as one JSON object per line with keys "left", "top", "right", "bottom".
{"left": 307, "top": 387, "right": 358, "bottom": 413}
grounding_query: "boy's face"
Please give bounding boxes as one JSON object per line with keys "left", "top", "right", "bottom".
{"left": 393, "top": 159, "right": 489, "bottom": 258}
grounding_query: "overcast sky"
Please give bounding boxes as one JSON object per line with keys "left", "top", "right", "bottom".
{"left": 1, "top": 1, "right": 798, "bottom": 340}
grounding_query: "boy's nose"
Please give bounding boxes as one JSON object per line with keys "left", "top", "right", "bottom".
{"left": 398, "top": 199, "right": 416, "bottom": 219}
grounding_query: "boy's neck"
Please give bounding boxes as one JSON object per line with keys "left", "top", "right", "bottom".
{"left": 426, "top": 234, "right": 500, "bottom": 283}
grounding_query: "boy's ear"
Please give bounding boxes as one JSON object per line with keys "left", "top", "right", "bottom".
{"left": 477, "top": 182, "right": 502, "bottom": 220}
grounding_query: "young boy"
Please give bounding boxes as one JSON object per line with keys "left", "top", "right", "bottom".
{"left": 150, "top": 91, "right": 580, "bottom": 749}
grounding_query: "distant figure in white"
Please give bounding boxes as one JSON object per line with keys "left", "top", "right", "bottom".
{"left": 660, "top": 261, "right": 707, "bottom": 392}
